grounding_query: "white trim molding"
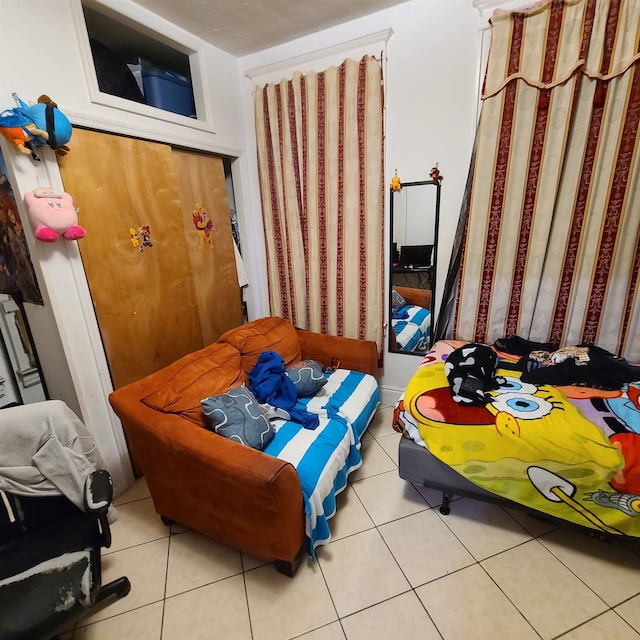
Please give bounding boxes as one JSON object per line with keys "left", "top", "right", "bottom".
{"left": 473, "top": 0, "right": 539, "bottom": 15}
{"left": 379, "top": 385, "right": 403, "bottom": 409}
{"left": 243, "top": 28, "right": 393, "bottom": 83}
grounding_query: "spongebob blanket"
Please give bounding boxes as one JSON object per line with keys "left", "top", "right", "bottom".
{"left": 394, "top": 341, "right": 640, "bottom": 538}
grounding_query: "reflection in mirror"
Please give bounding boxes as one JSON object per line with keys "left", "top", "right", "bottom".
{"left": 0, "top": 294, "right": 47, "bottom": 407}
{"left": 389, "top": 179, "right": 441, "bottom": 355}
{"left": 0, "top": 148, "right": 48, "bottom": 406}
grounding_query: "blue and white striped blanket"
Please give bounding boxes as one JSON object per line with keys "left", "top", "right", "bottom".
{"left": 392, "top": 305, "right": 431, "bottom": 351}
{"left": 263, "top": 369, "right": 379, "bottom": 554}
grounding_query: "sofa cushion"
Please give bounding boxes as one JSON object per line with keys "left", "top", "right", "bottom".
{"left": 219, "top": 317, "right": 302, "bottom": 374}
{"left": 142, "top": 342, "right": 245, "bottom": 413}
{"left": 201, "top": 385, "right": 274, "bottom": 450}
{"left": 286, "top": 360, "right": 327, "bottom": 397}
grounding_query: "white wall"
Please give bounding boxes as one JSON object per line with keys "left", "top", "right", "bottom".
{"left": 0, "top": 0, "right": 249, "bottom": 494}
{"left": 238, "top": 0, "right": 483, "bottom": 400}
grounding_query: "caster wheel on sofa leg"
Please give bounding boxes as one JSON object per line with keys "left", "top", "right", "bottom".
{"left": 439, "top": 492, "right": 452, "bottom": 515}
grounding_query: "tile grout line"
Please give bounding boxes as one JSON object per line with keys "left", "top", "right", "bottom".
{"left": 372, "top": 503, "right": 446, "bottom": 640}
{"left": 432, "top": 501, "right": 615, "bottom": 637}
{"left": 324, "top": 427, "right": 448, "bottom": 638}
{"left": 534, "top": 532, "right": 626, "bottom": 610}
{"left": 240, "top": 565, "right": 255, "bottom": 640}
{"left": 396, "top": 480, "right": 548, "bottom": 637}
{"left": 475, "top": 553, "right": 545, "bottom": 639}
{"left": 159, "top": 531, "right": 171, "bottom": 639}
{"left": 315, "top": 544, "right": 347, "bottom": 639}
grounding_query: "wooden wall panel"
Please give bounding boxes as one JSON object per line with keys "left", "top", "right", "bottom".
{"left": 59, "top": 129, "right": 204, "bottom": 388}
{"left": 171, "top": 149, "right": 243, "bottom": 345}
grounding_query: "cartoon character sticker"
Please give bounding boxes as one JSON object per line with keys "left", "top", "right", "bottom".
{"left": 129, "top": 225, "right": 153, "bottom": 252}
{"left": 129, "top": 227, "right": 140, "bottom": 250}
{"left": 139, "top": 225, "right": 153, "bottom": 249}
{"left": 192, "top": 202, "right": 214, "bottom": 247}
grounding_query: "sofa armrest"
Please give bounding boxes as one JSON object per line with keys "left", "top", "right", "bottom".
{"left": 109, "top": 383, "right": 305, "bottom": 563}
{"left": 296, "top": 329, "right": 378, "bottom": 375}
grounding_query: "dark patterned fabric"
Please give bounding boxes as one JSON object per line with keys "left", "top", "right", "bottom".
{"left": 201, "top": 385, "right": 273, "bottom": 450}
{"left": 444, "top": 344, "right": 504, "bottom": 406}
{"left": 285, "top": 360, "right": 327, "bottom": 398}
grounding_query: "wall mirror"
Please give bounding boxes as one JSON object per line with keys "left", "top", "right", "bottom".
{"left": 389, "top": 179, "right": 441, "bottom": 355}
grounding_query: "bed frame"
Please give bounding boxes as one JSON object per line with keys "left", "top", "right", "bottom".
{"left": 398, "top": 437, "right": 496, "bottom": 514}
{"left": 397, "top": 436, "right": 614, "bottom": 539}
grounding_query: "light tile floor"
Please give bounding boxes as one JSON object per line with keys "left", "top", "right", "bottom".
{"left": 66, "top": 406, "right": 640, "bottom": 640}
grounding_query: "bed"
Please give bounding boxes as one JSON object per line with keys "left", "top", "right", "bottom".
{"left": 393, "top": 340, "right": 640, "bottom": 538}
{"left": 391, "top": 286, "right": 432, "bottom": 353}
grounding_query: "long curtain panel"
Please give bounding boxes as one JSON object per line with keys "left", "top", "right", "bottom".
{"left": 437, "top": 0, "right": 640, "bottom": 361}
{"left": 254, "top": 56, "right": 384, "bottom": 348}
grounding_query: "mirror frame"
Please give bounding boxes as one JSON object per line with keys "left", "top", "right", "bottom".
{"left": 388, "top": 179, "right": 441, "bottom": 355}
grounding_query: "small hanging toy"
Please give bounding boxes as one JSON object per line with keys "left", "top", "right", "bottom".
{"left": 0, "top": 93, "right": 72, "bottom": 161}
{"left": 430, "top": 163, "right": 443, "bottom": 182}
{"left": 23, "top": 187, "right": 85, "bottom": 242}
{"left": 390, "top": 170, "right": 402, "bottom": 192}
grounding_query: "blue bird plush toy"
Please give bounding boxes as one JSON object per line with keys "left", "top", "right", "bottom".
{"left": 0, "top": 93, "right": 72, "bottom": 160}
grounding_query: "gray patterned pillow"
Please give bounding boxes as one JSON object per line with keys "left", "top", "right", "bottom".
{"left": 201, "top": 385, "right": 274, "bottom": 450}
{"left": 391, "top": 289, "right": 406, "bottom": 313}
{"left": 285, "top": 360, "right": 327, "bottom": 397}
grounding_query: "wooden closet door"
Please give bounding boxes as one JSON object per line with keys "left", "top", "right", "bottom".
{"left": 59, "top": 129, "right": 204, "bottom": 388}
{"left": 171, "top": 150, "right": 243, "bottom": 346}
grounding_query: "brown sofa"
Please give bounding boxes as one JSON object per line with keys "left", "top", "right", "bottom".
{"left": 109, "top": 317, "right": 378, "bottom": 576}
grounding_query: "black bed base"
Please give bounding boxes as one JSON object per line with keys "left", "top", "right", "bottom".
{"left": 398, "top": 436, "right": 616, "bottom": 541}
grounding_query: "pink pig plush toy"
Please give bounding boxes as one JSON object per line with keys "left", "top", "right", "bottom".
{"left": 23, "top": 187, "right": 85, "bottom": 242}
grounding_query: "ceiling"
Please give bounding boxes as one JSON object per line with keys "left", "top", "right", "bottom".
{"left": 128, "top": 0, "right": 410, "bottom": 57}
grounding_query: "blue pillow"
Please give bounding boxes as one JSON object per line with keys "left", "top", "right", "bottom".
{"left": 285, "top": 360, "right": 327, "bottom": 397}
{"left": 201, "top": 385, "right": 274, "bottom": 450}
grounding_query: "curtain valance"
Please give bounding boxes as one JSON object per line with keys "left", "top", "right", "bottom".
{"left": 483, "top": 0, "right": 640, "bottom": 99}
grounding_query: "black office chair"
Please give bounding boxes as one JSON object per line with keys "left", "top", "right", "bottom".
{"left": 0, "top": 470, "right": 131, "bottom": 640}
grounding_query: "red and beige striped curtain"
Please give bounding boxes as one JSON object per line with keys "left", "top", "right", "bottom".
{"left": 437, "top": 0, "right": 640, "bottom": 360}
{"left": 254, "top": 56, "right": 384, "bottom": 348}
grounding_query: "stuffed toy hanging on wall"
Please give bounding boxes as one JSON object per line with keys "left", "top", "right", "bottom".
{"left": 0, "top": 93, "right": 72, "bottom": 161}
{"left": 24, "top": 187, "right": 85, "bottom": 242}
{"left": 390, "top": 170, "right": 402, "bottom": 192}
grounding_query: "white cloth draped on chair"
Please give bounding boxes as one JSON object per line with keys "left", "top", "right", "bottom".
{"left": 254, "top": 56, "right": 384, "bottom": 349}
{"left": 437, "top": 0, "right": 640, "bottom": 360}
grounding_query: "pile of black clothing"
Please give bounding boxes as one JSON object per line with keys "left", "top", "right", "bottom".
{"left": 444, "top": 343, "right": 506, "bottom": 406}
{"left": 446, "top": 337, "right": 640, "bottom": 405}
{"left": 494, "top": 336, "right": 640, "bottom": 390}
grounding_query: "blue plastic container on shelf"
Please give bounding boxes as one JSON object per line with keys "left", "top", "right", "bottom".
{"left": 141, "top": 64, "right": 196, "bottom": 118}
